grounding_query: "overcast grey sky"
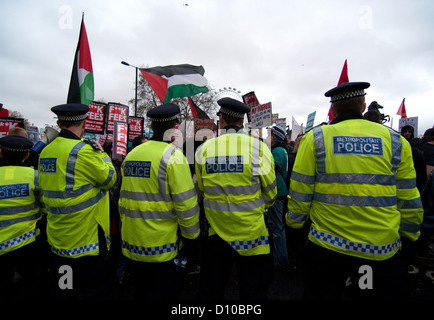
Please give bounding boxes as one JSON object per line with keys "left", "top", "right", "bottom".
{"left": 1, "top": 0, "right": 433, "bottom": 136}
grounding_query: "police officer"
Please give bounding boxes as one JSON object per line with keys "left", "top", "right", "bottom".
{"left": 195, "top": 97, "right": 277, "bottom": 299}
{"left": 119, "top": 103, "right": 200, "bottom": 300}
{"left": 286, "top": 82, "right": 423, "bottom": 299}
{"left": 38, "top": 103, "right": 117, "bottom": 299}
{"left": 0, "top": 135, "right": 45, "bottom": 298}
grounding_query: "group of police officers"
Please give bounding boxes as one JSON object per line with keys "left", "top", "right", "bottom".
{"left": 0, "top": 80, "right": 425, "bottom": 300}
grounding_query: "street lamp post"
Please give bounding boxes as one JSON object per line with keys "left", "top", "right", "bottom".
{"left": 121, "top": 61, "right": 138, "bottom": 117}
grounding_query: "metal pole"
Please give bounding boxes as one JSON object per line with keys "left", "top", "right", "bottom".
{"left": 135, "top": 66, "right": 138, "bottom": 117}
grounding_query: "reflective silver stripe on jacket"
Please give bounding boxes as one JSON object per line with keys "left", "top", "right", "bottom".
{"left": 122, "top": 240, "right": 177, "bottom": 256}
{"left": 43, "top": 142, "right": 114, "bottom": 199}
{"left": 309, "top": 226, "right": 401, "bottom": 256}
{"left": 0, "top": 228, "right": 37, "bottom": 252}
{"left": 204, "top": 197, "right": 265, "bottom": 213}
{"left": 310, "top": 126, "right": 404, "bottom": 207}
{"left": 45, "top": 190, "right": 107, "bottom": 214}
{"left": 0, "top": 212, "right": 41, "bottom": 228}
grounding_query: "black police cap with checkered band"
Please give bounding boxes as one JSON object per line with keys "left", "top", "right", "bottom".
{"left": 51, "top": 103, "right": 90, "bottom": 122}
{"left": 325, "top": 82, "right": 370, "bottom": 103}
{"left": 147, "top": 103, "right": 180, "bottom": 122}
{"left": 216, "top": 97, "right": 250, "bottom": 119}
{"left": 0, "top": 135, "right": 33, "bottom": 153}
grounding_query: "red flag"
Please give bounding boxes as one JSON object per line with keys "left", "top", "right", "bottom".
{"left": 328, "top": 59, "right": 349, "bottom": 121}
{"left": 397, "top": 98, "right": 407, "bottom": 118}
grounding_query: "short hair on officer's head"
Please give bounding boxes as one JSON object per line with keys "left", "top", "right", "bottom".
{"left": 151, "top": 119, "right": 177, "bottom": 136}
{"left": 220, "top": 112, "right": 244, "bottom": 127}
{"left": 0, "top": 148, "right": 28, "bottom": 164}
{"left": 332, "top": 95, "right": 365, "bottom": 117}
{"left": 57, "top": 119, "right": 86, "bottom": 129}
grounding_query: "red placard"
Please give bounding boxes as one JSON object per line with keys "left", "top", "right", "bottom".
{"left": 128, "top": 116, "right": 144, "bottom": 141}
{"left": 106, "top": 103, "right": 129, "bottom": 133}
{"left": 242, "top": 91, "right": 260, "bottom": 123}
{"left": 112, "top": 121, "right": 128, "bottom": 161}
{"left": 85, "top": 101, "right": 107, "bottom": 134}
{"left": 0, "top": 117, "right": 25, "bottom": 138}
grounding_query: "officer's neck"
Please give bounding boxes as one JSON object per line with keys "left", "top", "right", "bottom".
{"left": 59, "top": 128, "right": 82, "bottom": 140}
{"left": 222, "top": 125, "right": 244, "bottom": 132}
{"left": 330, "top": 111, "right": 364, "bottom": 124}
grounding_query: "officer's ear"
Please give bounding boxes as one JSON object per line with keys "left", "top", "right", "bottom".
{"left": 330, "top": 105, "right": 337, "bottom": 117}
{"left": 361, "top": 102, "right": 366, "bottom": 113}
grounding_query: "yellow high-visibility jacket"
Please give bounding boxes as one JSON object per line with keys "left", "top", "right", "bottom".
{"left": 286, "top": 118, "right": 423, "bottom": 261}
{"left": 38, "top": 136, "right": 116, "bottom": 258}
{"left": 195, "top": 131, "right": 277, "bottom": 256}
{"left": 0, "top": 165, "right": 42, "bottom": 255}
{"left": 119, "top": 140, "right": 200, "bottom": 263}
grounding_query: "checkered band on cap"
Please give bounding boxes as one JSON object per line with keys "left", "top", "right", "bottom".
{"left": 148, "top": 114, "right": 179, "bottom": 122}
{"left": 1, "top": 145, "right": 31, "bottom": 152}
{"left": 219, "top": 107, "right": 245, "bottom": 118}
{"left": 57, "top": 113, "right": 88, "bottom": 122}
{"left": 330, "top": 89, "right": 366, "bottom": 103}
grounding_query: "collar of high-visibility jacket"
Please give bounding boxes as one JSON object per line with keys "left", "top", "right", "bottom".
{"left": 58, "top": 129, "right": 81, "bottom": 140}
{"left": 329, "top": 111, "right": 364, "bottom": 125}
{"left": 0, "top": 159, "right": 27, "bottom": 167}
{"left": 150, "top": 133, "right": 165, "bottom": 142}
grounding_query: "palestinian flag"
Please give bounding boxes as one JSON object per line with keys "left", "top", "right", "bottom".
{"left": 67, "top": 15, "right": 94, "bottom": 106}
{"left": 139, "top": 64, "right": 208, "bottom": 103}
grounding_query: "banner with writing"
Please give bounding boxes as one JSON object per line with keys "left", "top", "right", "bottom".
{"left": 250, "top": 102, "right": 272, "bottom": 129}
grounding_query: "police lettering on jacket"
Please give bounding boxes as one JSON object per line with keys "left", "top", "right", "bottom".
{"left": 0, "top": 183, "right": 30, "bottom": 200}
{"left": 205, "top": 156, "right": 244, "bottom": 174}
{"left": 123, "top": 161, "right": 151, "bottom": 178}
{"left": 39, "top": 158, "right": 57, "bottom": 173}
{"left": 333, "top": 136, "right": 383, "bottom": 156}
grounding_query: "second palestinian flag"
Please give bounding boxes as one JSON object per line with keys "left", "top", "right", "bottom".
{"left": 140, "top": 64, "right": 209, "bottom": 103}
{"left": 67, "top": 15, "right": 94, "bottom": 106}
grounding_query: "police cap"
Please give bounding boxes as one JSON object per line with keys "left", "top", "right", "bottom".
{"left": 0, "top": 135, "right": 33, "bottom": 153}
{"left": 325, "top": 82, "right": 370, "bottom": 103}
{"left": 147, "top": 103, "right": 180, "bottom": 122}
{"left": 51, "top": 103, "right": 90, "bottom": 122}
{"left": 217, "top": 98, "right": 250, "bottom": 119}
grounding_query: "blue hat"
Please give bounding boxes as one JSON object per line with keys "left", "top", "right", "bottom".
{"left": 217, "top": 98, "right": 250, "bottom": 119}
{"left": 147, "top": 103, "right": 180, "bottom": 122}
{"left": 325, "top": 82, "right": 370, "bottom": 103}
{"left": 51, "top": 103, "right": 90, "bottom": 121}
{"left": 0, "top": 135, "right": 33, "bottom": 152}
{"left": 272, "top": 125, "right": 286, "bottom": 143}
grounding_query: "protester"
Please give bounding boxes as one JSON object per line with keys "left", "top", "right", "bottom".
{"left": 267, "top": 125, "right": 290, "bottom": 269}
{"left": 286, "top": 82, "right": 423, "bottom": 299}
{"left": 401, "top": 125, "right": 415, "bottom": 141}
{"left": 195, "top": 97, "right": 277, "bottom": 299}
